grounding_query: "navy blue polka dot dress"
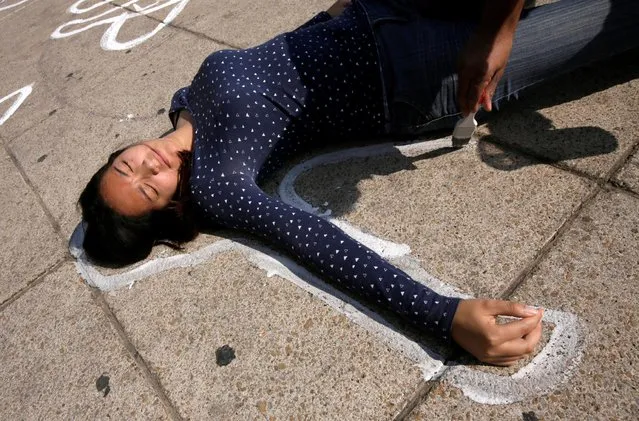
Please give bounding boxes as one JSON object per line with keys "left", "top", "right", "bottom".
{"left": 169, "top": 3, "right": 460, "bottom": 341}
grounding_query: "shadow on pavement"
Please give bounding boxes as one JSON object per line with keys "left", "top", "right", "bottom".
{"left": 478, "top": 48, "right": 639, "bottom": 171}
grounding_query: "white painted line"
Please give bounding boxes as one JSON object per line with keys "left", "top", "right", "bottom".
{"left": 0, "top": 84, "right": 33, "bottom": 126}
{"left": 0, "top": 0, "right": 30, "bottom": 12}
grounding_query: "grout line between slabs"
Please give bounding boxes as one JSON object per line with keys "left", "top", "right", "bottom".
{"left": 0, "top": 257, "right": 69, "bottom": 312}
{"left": 393, "top": 380, "right": 437, "bottom": 421}
{"left": 90, "top": 288, "right": 184, "bottom": 421}
{"left": 607, "top": 139, "right": 639, "bottom": 197}
{"left": 118, "top": 3, "right": 242, "bottom": 50}
{"left": 608, "top": 181, "right": 639, "bottom": 200}
{"left": 0, "top": 137, "right": 74, "bottom": 313}
{"left": 165, "top": 21, "right": 243, "bottom": 50}
{"left": 482, "top": 135, "right": 605, "bottom": 185}
{"left": 495, "top": 134, "right": 639, "bottom": 299}
{"left": 498, "top": 184, "right": 601, "bottom": 299}
{"left": 2, "top": 142, "right": 62, "bottom": 234}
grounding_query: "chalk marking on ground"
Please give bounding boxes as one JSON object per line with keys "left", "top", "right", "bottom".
{"left": 51, "top": 0, "right": 190, "bottom": 51}
{"left": 446, "top": 310, "right": 584, "bottom": 404}
{"left": 279, "top": 138, "right": 585, "bottom": 403}
{"left": 69, "top": 225, "right": 445, "bottom": 380}
{"left": 0, "top": 84, "right": 33, "bottom": 126}
{"left": 70, "top": 137, "right": 584, "bottom": 404}
{"left": 0, "top": 0, "right": 29, "bottom": 12}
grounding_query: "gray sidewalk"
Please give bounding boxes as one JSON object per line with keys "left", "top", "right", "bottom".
{"left": 1, "top": 1, "right": 637, "bottom": 420}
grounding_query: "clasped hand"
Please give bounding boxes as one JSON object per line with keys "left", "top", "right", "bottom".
{"left": 452, "top": 299, "right": 544, "bottom": 366}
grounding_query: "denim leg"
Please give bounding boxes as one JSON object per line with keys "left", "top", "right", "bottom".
{"left": 390, "top": 0, "right": 639, "bottom": 133}
{"left": 492, "top": 0, "right": 639, "bottom": 110}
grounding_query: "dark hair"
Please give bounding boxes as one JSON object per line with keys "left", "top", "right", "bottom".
{"left": 79, "top": 148, "right": 197, "bottom": 267}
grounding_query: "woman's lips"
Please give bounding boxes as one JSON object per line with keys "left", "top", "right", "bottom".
{"left": 148, "top": 145, "right": 171, "bottom": 168}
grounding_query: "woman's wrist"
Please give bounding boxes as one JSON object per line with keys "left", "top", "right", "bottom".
{"left": 478, "top": 0, "right": 525, "bottom": 36}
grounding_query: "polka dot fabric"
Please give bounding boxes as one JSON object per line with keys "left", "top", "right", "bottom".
{"left": 169, "top": 3, "right": 460, "bottom": 341}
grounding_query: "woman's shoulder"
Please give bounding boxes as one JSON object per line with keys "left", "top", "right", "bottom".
{"left": 169, "top": 86, "right": 191, "bottom": 129}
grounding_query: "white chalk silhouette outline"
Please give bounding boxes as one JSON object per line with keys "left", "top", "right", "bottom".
{"left": 70, "top": 138, "right": 584, "bottom": 404}
{"left": 51, "top": 0, "right": 190, "bottom": 51}
{"left": 0, "top": 84, "right": 33, "bottom": 126}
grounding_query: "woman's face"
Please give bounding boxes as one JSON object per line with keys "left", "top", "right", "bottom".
{"left": 100, "top": 139, "right": 184, "bottom": 216}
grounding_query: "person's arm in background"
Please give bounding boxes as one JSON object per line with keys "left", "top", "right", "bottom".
{"left": 449, "top": 0, "right": 545, "bottom": 364}
{"left": 458, "top": 0, "right": 526, "bottom": 115}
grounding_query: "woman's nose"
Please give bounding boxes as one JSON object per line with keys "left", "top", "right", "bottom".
{"left": 142, "top": 157, "right": 160, "bottom": 175}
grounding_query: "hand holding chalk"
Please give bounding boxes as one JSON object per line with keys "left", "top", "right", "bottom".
{"left": 451, "top": 299, "right": 544, "bottom": 366}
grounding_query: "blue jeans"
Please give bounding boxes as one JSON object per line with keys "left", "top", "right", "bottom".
{"left": 358, "top": 0, "right": 639, "bottom": 135}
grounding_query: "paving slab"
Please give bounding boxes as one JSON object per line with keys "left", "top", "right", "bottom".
{"left": 295, "top": 142, "right": 593, "bottom": 297}
{"left": 140, "top": 0, "right": 334, "bottom": 48}
{"left": 614, "top": 149, "right": 639, "bottom": 195}
{"left": 0, "top": 0, "right": 68, "bottom": 139}
{"left": 0, "top": 262, "right": 167, "bottom": 419}
{"left": 408, "top": 188, "right": 639, "bottom": 420}
{"left": 32, "top": 2, "right": 194, "bottom": 117}
{"left": 479, "top": 51, "right": 639, "bottom": 179}
{"left": 68, "top": 25, "right": 224, "bottom": 120}
{"left": 0, "top": 0, "right": 69, "bottom": 62}
{"left": 104, "top": 249, "right": 423, "bottom": 420}
{"left": 0, "top": 146, "right": 63, "bottom": 303}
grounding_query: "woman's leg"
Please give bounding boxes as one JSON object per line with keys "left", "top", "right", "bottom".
{"left": 492, "top": 0, "right": 639, "bottom": 109}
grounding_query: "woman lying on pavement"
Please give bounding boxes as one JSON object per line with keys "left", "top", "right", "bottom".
{"left": 78, "top": 0, "right": 639, "bottom": 365}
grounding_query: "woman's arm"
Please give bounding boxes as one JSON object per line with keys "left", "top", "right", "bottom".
{"left": 193, "top": 174, "right": 543, "bottom": 364}
{"left": 194, "top": 173, "right": 459, "bottom": 340}
{"left": 457, "top": 0, "right": 526, "bottom": 115}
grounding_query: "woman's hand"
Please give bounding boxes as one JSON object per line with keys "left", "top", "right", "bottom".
{"left": 457, "top": 30, "right": 513, "bottom": 115}
{"left": 451, "top": 299, "right": 544, "bottom": 366}
{"left": 327, "top": 0, "right": 352, "bottom": 17}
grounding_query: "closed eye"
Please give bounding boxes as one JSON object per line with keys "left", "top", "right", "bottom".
{"left": 114, "top": 160, "right": 134, "bottom": 176}
{"left": 145, "top": 183, "right": 159, "bottom": 197}
{"left": 138, "top": 186, "right": 153, "bottom": 202}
